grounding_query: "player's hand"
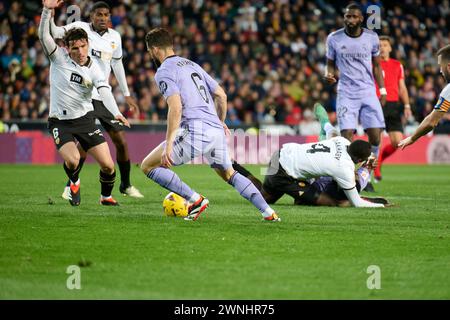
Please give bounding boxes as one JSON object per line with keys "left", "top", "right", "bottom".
{"left": 43, "top": 0, "right": 64, "bottom": 9}
{"left": 161, "top": 144, "right": 174, "bottom": 168}
{"left": 404, "top": 106, "right": 413, "bottom": 120}
{"left": 398, "top": 136, "right": 415, "bottom": 150}
{"left": 364, "top": 154, "right": 378, "bottom": 171}
{"left": 222, "top": 123, "right": 231, "bottom": 136}
{"left": 115, "top": 114, "right": 130, "bottom": 128}
{"left": 125, "top": 96, "right": 140, "bottom": 117}
{"left": 380, "top": 94, "right": 387, "bottom": 107}
{"left": 324, "top": 73, "right": 337, "bottom": 84}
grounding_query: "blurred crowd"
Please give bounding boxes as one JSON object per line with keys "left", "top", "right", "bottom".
{"left": 1, "top": 0, "right": 450, "bottom": 132}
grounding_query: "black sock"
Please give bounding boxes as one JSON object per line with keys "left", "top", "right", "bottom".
{"left": 117, "top": 160, "right": 131, "bottom": 188}
{"left": 64, "top": 161, "right": 83, "bottom": 184}
{"left": 232, "top": 160, "right": 263, "bottom": 190}
{"left": 100, "top": 170, "right": 116, "bottom": 197}
{"left": 65, "top": 157, "right": 85, "bottom": 186}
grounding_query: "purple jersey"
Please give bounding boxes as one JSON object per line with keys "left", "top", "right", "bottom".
{"left": 326, "top": 28, "right": 380, "bottom": 98}
{"left": 155, "top": 55, "right": 222, "bottom": 130}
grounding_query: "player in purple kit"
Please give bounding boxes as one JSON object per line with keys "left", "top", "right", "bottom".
{"left": 140, "top": 28, "right": 280, "bottom": 222}
{"left": 325, "top": 3, "right": 386, "bottom": 191}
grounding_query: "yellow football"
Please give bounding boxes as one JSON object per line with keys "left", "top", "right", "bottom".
{"left": 163, "top": 192, "right": 189, "bottom": 217}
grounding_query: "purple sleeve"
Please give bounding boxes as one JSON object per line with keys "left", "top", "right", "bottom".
{"left": 326, "top": 34, "right": 335, "bottom": 60}
{"left": 155, "top": 69, "right": 180, "bottom": 100}
{"left": 202, "top": 70, "right": 219, "bottom": 93}
{"left": 372, "top": 34, "right": 380, "bottom": 57}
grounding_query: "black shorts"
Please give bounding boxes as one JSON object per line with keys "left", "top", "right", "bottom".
{"left": 383, "top": 101, "right": 404, "bottom": 132}
{"left": 92, "top": 99, "right": 124, "bottom": 132}
{"left": 261, "top": 151, "right": 322, "bottom": 205}
{"left": 48, "top": 111, "right": 106, "bottom": 151}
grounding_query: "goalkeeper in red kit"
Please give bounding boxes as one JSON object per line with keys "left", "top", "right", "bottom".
{"left": 374, "top": 36, "right": 412, "bottom": 181}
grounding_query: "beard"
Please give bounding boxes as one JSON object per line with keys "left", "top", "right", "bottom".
{"left": 152, "top": 57, "right": 161, "bottom": 69}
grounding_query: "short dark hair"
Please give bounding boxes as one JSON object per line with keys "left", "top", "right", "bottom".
{"left": 92, "top": 1, "right": 110, "bottom": 12}
{"left": 348, "top": 140, "right": 372, "bottom": 163}
{"left": 345, "top": 2, "right": 363, "bottom": 14}
{"left": 145, "top": 28, "right": 173, "bottom": 50}
{"left": 379, "top": 35, "right": 393, "bottom": 45}
{"left": 437, "top": 44, "right": 450, "bottom": 61}
{"left": 63, "top": 28, "right": 88, "bottom": 47}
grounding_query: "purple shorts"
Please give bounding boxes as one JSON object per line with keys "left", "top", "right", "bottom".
{"left": 336, "top": 92, "right": 385, "bottom": 130}
{"left": 161, "top": 123, "right": 232, "bottom": 170}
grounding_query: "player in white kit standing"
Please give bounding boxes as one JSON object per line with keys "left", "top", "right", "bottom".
{"left": 39, "top": 0, "right": 130, "bottom": 206}
{"left": 51, "top": 1, "right": 143, "bottom": 198}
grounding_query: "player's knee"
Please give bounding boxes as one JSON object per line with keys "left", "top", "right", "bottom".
{"left": 100, "top": 163, "right": 115, "bottom": 175}
{"left": 140, "top": 161, "right": 153, "bottom": 175}
{"left": 66, "top": 154, "right": 80, "bottom": 169}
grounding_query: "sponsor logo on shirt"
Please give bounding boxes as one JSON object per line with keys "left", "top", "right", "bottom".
{"left": 91, "top": 49, "right": 102, "bottom": 58}
{"left": 70, "top": 73, "right": 83, "bottom": 84}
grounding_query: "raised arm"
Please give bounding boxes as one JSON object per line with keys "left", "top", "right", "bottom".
{"left": 50, "top": 13, "right": 66, "bottom": 39}
{"left": 39, "top": 0, "right": 64, "bottom": 58}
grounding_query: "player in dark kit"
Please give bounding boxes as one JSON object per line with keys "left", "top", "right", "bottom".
{"left": 374, "top": 36, "right": 412, "bottom": 181}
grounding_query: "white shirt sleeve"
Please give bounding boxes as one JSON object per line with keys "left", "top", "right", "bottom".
{"left": 344, "top": 187, "right": 384, "bottom": 208}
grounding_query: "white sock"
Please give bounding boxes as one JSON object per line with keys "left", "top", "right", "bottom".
{"left": 324, "top": 123, "right": 338, "bottom": 139}
{"left": 101, "top": 195, "right": 112, "bottom": 200}
{"left": 71, "top": 179, "right": 80, "bottom": 185}
{"left": 371, "top": 145, "right": 380, "bottom": 158}
{"left": 189, "top": 193, "right": 201, "bottom": 203}
{"left": 262, "top": 207, "right": 275, "bottom": 218}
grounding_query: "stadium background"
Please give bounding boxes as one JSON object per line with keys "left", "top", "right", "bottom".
{"left": 1, "top": 0, "right": 450, "bottom": 129}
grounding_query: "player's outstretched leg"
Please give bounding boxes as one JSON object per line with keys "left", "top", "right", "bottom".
{"left": 141, "top": 144, "right": 208, "bottom": 221}
{"left": 216, "top": 168, "right": 280, "bottom": 222}
{"left": 314, "top": 103, "right": 338, "bottom": 140}
{"left": 147, "top": 167, "right": 208, "bottom": 221}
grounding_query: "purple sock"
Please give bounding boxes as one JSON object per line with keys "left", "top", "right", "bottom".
{"left": 147, "top": 167, "right": 195, "bottom": 200}
{"left": 228, "top": 172, "right": 271, "bottom": 214}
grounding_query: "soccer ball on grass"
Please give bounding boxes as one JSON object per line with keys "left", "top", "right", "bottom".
{"left": 163, "top": 192, "right": 189, "bottom": 217}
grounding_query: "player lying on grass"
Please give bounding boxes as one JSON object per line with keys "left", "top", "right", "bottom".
{"left": 39, "top": 0, "right": 129, "bottom": 206}
{"left": 140, "top": 28, "right": 280, "bottom": 221}
{"left": 399, "top": 44, "right": 450, "bottom": 149}
{"left": 232, "top": 104, "right": 388, "bottom": 208}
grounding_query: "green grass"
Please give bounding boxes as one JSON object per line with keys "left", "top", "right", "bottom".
{"left": 1, "top": 164, "right": 450, "bottom": 299}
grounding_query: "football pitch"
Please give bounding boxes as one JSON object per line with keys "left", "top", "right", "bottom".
{"left": 0, "top": 164, "right": 449, "bottom": 299}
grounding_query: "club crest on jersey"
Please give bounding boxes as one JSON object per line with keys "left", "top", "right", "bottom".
{"left": 111, "top": 42, "right": 117, "bottom": 50}
{"left": 159, "top": 81, "right": 168, "bottom": 95}
{"left": 91, "top": 49, "right": 102, "bottom": 58}
{"left": 70, "top": 73, "right": 83, "bottom": 84}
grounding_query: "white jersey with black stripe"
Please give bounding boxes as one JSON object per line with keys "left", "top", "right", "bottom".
{"left": 48, "top": 48, "right": 110, "bottom": 120}
{"left": 279, "top": 136, "right": 356, "bottom": 190}
{"left": 61, "top": 21, "right": 122, "bottom": 100}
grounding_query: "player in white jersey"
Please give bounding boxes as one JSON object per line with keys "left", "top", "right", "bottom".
{"left": 231, "top": 103, "right": 389, "bottom": 207}
{"left": 50, "top": 1, "right": 143, "bottom": 199}
{"left": 399, "top": 44, "right": 450, "bottom": 149}
{"left": 260, "top": 137, "right": 384, "bottom": 208}
{"left": 39, "top": 0, "right": 130, "bottom": 206}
